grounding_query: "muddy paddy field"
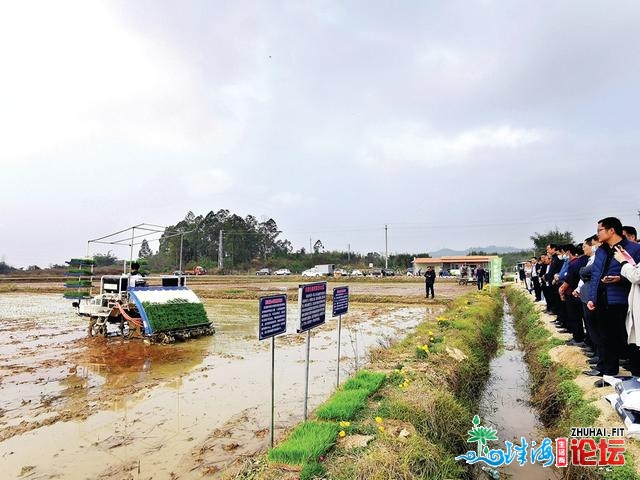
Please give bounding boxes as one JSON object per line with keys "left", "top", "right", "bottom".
{"left": 0, "top": 277, "right": 466, "bottom": 479}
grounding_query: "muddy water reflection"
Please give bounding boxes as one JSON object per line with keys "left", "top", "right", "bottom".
{"left": 0, "top": 294, "right": 431, "bottom": 479}
{"left": 477, "top": 299, "right": 558, "bottom": 479}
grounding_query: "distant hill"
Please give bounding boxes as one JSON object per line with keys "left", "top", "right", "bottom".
{"left": 429, "top": 246, "right": 529, "bottom": 257}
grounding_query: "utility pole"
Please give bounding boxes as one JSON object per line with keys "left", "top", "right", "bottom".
{"left": 385, "top": 224, "right": 388, "bottom": 269}
{"left": 309, "top": 237, "right": 312, "bottom": 253}
{"left": 218, "top": 229, "right": 224, "bottom": 270}
{"left": 179, "top": 231, "right": 184, "bottom": 272}
{"left": 348, "top": 243, "right": 351, "bottom": 262}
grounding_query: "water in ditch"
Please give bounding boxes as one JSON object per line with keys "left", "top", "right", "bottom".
{"left": 476, "top": 297, "right": 559, "bottom": 479}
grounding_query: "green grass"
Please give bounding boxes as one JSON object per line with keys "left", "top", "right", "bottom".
{"left": 315, "top": 389, "right": 370, "bottom": 420}
{"left": 342, "top": 370, "right": 386, "bottom": 394}
{"left": 268, "top": 421, "right": 339, "bottom": 465}
{"left": 314, "top": 371, "right": 386, "bottom": 421}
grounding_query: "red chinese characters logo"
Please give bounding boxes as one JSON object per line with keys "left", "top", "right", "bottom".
{"left": 556, "top": 437, "right": 625, "bottom": 467}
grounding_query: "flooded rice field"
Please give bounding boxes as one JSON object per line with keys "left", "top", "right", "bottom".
{"left": 0, "top": 292, "right": 438, "bottom": 479}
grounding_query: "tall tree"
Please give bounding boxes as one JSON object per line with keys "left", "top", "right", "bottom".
{"left": 138, "top": 239, "right": 152, "bottom": 258}
{"left": 313, "top": 239, "right": 324, "bottom": 254}
{"left": 530, "top": 228, "right": 575, "bottom": 254}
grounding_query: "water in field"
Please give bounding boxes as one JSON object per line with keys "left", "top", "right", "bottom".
{"left": 0, "top": 293, "right": 431, "bottom": 479}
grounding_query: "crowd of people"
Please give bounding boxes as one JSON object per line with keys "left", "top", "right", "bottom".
{"left": 526, "top": 217, "right": 640, "bottom": 387}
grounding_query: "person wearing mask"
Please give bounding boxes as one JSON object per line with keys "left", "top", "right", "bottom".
{"left": 559, "top": 244, "right": 588, "bottom": 346}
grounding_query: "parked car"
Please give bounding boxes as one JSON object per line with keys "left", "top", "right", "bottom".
{"left": 190, "top": 266, "right": 206, "bottom": 275}
{"left": 173, "top": 270, "right": 184, "bottom": 276}
{"left": 334, "top": 268, "right": 348, "bottom": 277}
{"left": 368, "top": 269, "right": 383, "bottom": 277}
{"left": 382, "top": 268, "right": 395, "bottom": 276}
{"left": 350, "top": 269, "right": 364, "bottom": 277}
{"left": 301, "top": 268, "right": 322, "bottom": 277}
{"left": 273, "top": 268, "right": 291, "bottom": 276}
{"left": 256, "top": 268, "right": 271, "bottom": 276}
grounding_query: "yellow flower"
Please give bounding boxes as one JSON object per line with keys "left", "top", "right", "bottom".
{"left": 339, "top": 421, "right": 350, "bottom": 428}
{"left": 375, "top": 416, "right": 383, "bottom": 424}
{"left": 378, "top": 426, "right": 384, "bottom": 432}
{"left": 428, "top": 330, "right": 433, "bottom": 336}
{"left": 339, "top": 430, "right": 346, "bottom": 438}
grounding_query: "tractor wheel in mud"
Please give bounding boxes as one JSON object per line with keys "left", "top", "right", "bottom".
{"left": 157, "top": 332, "right": 175, "bottom": 344}
{"left": 88, "top": 317, "right": 107, "bottom": 337}
{"left": 118, "top": 316, "right": 131, "bottom": 339}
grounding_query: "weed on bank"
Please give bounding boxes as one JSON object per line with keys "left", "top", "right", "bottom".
{"left": 505, "top": 287, "right": 639, "bottom": 480}
{"left": 230, "top": 289, "right": 503, "bottom": 480}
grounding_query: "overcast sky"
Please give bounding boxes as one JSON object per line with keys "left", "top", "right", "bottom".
{"left": 2, "top": 1, "right": 640, "bottom": 268}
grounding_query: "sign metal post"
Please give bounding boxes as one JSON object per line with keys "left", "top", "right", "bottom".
{"left": 332, "top": 286, "right": 349, "bottom": 388}
{"left": 297, "top": 282, "right": 327, "bottom": 421}
{"left": 258, "top": 294, "right": 287, "bottom": 448}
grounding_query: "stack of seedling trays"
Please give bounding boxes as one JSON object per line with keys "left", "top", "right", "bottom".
{"left": 64, "top": 258, "right": 95, "bottom": 299}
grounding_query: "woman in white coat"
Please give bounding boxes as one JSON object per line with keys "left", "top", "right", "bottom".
{"left": 614, "top": 245, "right": 640, "bottom": 375}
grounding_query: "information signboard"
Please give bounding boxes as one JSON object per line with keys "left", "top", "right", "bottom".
{"left": 298, "top": 282, "right": 327, "bottom": 332}
{"left": 332, "top": 286, "right": 349, "bottom": 317}
{"left": 258, "top": 294, "right": 287, "bottom": 340}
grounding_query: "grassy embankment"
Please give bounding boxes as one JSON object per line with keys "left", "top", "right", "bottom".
{"left": 505, "top": 286, "right": 639, "bottom": 480}
{"left": 226, "top": 288, "right": 503, "bottom": 480}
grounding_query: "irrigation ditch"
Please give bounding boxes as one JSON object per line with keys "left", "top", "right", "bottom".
{"left": 505, "top": 286, "right": 640, "bottom": 480}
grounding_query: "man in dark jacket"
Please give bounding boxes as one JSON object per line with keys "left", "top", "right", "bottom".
{"left": 545, "top": 245, "right": 564, "bottom": 316}
{"left": 424, "top": 267, "right": 436, "bottom": 298}
{"left": 476, "top": 266, "right": 486, "bottom": 290}
{"left": 587, "top": 217, "right": 640, "bottom": 380}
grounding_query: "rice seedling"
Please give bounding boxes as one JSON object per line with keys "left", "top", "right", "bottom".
{"left": 268, "top": 421, "right": 340, "bottom": 465}
{"left": 314, "top": 389, "right": 370, "bottom": 420}
{"left": 342, "top": 370, "right": 386, "bottom": 394}
{"left": 142, "top": 299, "right": 209, "bottom": 331}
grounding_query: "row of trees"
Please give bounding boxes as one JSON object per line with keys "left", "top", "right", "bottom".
{"left": 143, "top": 210, "right": 293, "bottom": 272}
{"left": 0, "top": 213, "right": 578, "bottom": 273}
{"left": 138, "top": 210, "right": 432, "bottom": 273}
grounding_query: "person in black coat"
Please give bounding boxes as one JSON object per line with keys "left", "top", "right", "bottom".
{"left": 476, "top": 266, "right": 486, "bottom": 290}
{"left": 424, "top": 267, "right": 436, "bottom": 298}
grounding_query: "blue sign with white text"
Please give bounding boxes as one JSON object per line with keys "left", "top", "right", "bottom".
{"left": 259, "top": 294, "right": 287, "bottom": 340}
{"left": 298, "top": 282, "right": 327, "bottom": 332}
{"left": 332, "top": 286, "right": 349, "bottom": 317}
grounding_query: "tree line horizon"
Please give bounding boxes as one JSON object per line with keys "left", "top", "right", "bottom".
{"left": 0, "top": 210, "right": 574, "bottom": 274}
